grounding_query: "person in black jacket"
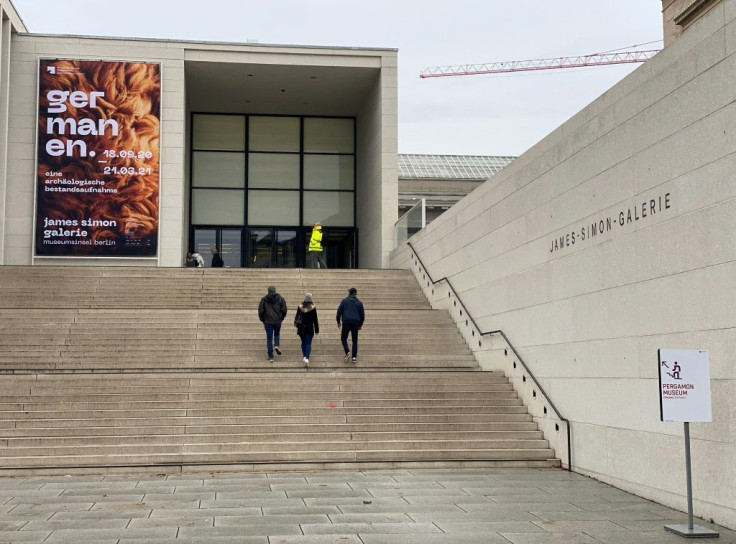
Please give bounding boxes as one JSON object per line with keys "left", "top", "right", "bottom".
{"left": 210, "top": 247, "right": 224, "bottom": 267}
{"left": 295, "top": 293, "right": 319, "bottom": 368}
{"left": 258, "top": 285, "right": 287, "bottom": 363}
{"left": 336, "top": 287, "right": 364, "bottom": 363}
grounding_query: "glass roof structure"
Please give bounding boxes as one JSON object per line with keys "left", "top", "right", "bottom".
{"left": 399, "top": 154, "right": 515, "bottom": 180}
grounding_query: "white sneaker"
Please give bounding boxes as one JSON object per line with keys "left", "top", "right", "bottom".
{"left": 344, "top": 352, "right": 350, "bottom": 362}
{"left": 274, "top": 346, "right": 282, "bottom": 356}
{"left": 304, "top": 358, "right": 309, "bottom": 367}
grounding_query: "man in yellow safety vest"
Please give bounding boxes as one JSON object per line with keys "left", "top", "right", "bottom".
{"left": 308, "top": 222, "right": 327, "bottom": 269}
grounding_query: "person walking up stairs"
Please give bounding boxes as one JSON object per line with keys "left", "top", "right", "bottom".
{"left": 258, "top": 285, "right": 287, "bottom": 363}
{"left": 336, "top": 287, "right": 364, "bottom": 363}
{"left": 295, "top": 292, "right": 319, "bottom": 367}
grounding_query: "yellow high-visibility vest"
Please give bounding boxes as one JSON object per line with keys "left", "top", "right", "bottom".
{"left": 309, "top": 228, "right": 323, "bottom": 252}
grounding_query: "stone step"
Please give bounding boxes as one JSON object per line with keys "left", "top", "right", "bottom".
{"left": 0, "top": 449, "right": 558, "bottom": 469}
{"left": 11, "top": 412, "right": 534, "bottom": 429}
{"left": 2, "top": 370, "right": 504, "bottom": 381}
{"left": 3, "top": 375, "right": 507, "bottom": 389}
{"left": 5, "top": 399, "right": 524, "bottom": 414}
{"left": 2, "top": 439, "right": 552, "bottom": 459}
{"left": 1, "top": 405, "right": 530, "bottom": 421}
{"left": 0, "top": 333, "right": 469, "bottom": 343}
{"left": 2, "top": 421, "right": 539, "bottom": 437}
{"left": 0, "top": 392, "right": 517, "bottom": 404}
{"left": 6, "top": 431, "right": 546, "bottom": 448}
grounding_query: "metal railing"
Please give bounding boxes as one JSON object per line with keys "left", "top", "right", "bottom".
{"left": 406, "top": 241, "right": 571, "bottom": 471}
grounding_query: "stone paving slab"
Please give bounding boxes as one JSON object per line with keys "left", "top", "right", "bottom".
{"left": 500, "top": 533, "right": 600, "bottom": 543}
{"left": 118, "top": 539, "right": 266, "bottom": 544}
{"left": 269, "top": 537, "right": 361, "bottom": 544}
{"left": 0, "top": 531, "right": 52, "bottom": 542}
{"left": 0, "top": 468, "right": 730, "bottom": 543}
{"left": 360, "top": 535, "right": 509, "bottom": 544}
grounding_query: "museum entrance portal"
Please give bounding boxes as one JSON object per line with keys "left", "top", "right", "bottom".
{"left": 192, "top": 227, "right": 357, "bottom": 269}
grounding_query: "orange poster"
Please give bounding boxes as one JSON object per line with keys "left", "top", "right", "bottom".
{"left": 35, "top": 59, "right": 161, "bottom": 257}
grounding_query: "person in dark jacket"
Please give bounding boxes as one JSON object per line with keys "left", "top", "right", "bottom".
{"left": 210, "top": 247, "right": 224, "bottom": 267}
{"left": 258, "top": 285, "right": 287, "bottom": 362}
{"left": 336, "top": 287, "right": 364, "bottom": 363}
{"left": 295, "top": 292, "right": 319, "bottom": 368}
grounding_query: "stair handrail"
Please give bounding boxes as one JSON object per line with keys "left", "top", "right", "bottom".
{"left": 406, "top": 241, "right": 571, "bottom": 471}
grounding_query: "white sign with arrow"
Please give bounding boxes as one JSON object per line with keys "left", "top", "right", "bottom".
{"left": 659, "top": 349, "right": 712, "bottom": 423}
{"left": 658, "top": 348, "right": 718, "bottom": 538}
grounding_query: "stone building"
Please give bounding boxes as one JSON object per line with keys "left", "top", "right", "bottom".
{"left": 392, "top": 0, "right": 736, "bottom": 529}
{"left": 398, "top": 154, "right": 515, "bottom": 224}
{"left": 0, "top": 0, "right": 397, "bottom": 269}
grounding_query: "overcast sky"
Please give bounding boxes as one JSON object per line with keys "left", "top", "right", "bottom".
{"left": 11, "top": 0, "right": 663, "bottom": 157}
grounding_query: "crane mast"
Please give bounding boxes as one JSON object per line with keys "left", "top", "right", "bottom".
{"left": 420, "top": 49, "right": 660, "bottom": 78}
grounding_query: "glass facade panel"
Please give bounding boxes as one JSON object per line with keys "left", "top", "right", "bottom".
{"left": 276, "top": 230, "right": 297, "bottom": 268}
{"left": 192, "top": 152, "right": 245, "bottom": 188}
{"left": 248, "top": 190, "right": 300, "bottom": 226}
{"left": 190, "top": 115, "right": 357, "bottom": 266}
{"left": 192, "top": 189, "right": 244, "bottom": 225}
{"left": 248, "top": 153, "right": 300, "bottom": 189}
{"left": 193, "top": 229, "right": 216, "bottom": 256}
{"left": 303, "top": 118, "right": 354, "bottom": 153}
{"left": 303, "top": 154, "right": 354, "bottom": 190}
{"left": 249, "top": 116, "right": 300, "bottom": 152}
{"left": 249, "top": 229, "right": 273, "bottom": 268}
{"left": 193, "top": 114, "right": 245, "bottom": 151}
{"left": 303, "top": 191, "right": 354, "bottom": 226}
{"left": 221, "top": 229, "right": 242, "bottom": 268}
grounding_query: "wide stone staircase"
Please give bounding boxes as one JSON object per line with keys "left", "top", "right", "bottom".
{"left": 0, "top": 266, "right": 559, "bottom": 473}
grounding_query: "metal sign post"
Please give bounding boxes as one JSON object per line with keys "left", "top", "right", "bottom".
{"left": 658, "top": 349, "right": 718, "bottom": 539}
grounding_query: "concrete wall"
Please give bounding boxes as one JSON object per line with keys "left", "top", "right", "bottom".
{"left": 356, "top": 53, "right": 398, "bottom": 269}
{"left": 0, "top": 10, "right": 12, "bottom": 265}
{"left": 392, "top": 1, "right": 736, "bottom": 529}
{"left": 0, "top": 0, "right": 24, "bottom": 264}
{"left": 356, "top": 74, "right": 382, "bottom": 269}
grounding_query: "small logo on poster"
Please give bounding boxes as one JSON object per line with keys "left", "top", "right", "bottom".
{"left": 46, "top": 66, "right": 56, "bottom": 74}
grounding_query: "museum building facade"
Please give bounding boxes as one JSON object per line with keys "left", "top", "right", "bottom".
{"left": 0, "top": 0, "right": 398, "bottom": 269}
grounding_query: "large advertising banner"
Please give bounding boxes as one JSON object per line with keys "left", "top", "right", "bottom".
{"left": 35, "top": 59, "right": 161, "bottom": 257}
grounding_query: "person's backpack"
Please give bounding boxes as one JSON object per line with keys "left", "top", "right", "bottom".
{"left": 294, "top": 311, "right": 303, "bottom": 328}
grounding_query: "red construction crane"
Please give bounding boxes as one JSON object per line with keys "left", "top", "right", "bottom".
{"left": 420, "top": 49, "right": 660, "bottom": 79}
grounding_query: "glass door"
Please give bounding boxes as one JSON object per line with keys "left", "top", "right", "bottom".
{"left": 220, "top": 229, "right": 242, "bottom": 268}
{"left": 275, "top": 230, "right": 297, "bottom": 268}
{"left": 192, "top": 228, "right": 243, "bottom": 267}
{"left": 249, "top": 229, "right": 273, "bottom": 268}
{"left": 301, "top": 227, "right": 356, "bottom": 269}
{"left": 193, "top": 229, "right": 216, "bottom": 262}
{"left": 325, "top": 227, "right": 357, "bottom": 269}
{"left": 247, "top": 228, "right": 299, "bottom": 268}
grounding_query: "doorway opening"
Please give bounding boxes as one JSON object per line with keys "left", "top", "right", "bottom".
{"left": 191, "top": 226, "right": 357, "bottom": 268}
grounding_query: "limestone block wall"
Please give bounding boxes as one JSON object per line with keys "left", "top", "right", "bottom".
{"left": 4, "top": 34, "right": 186, "bottom": 266}
{"left": 356, "top": 54, "right": 398, "bottom": 269}
{"left": 0, "top": 10, "right": 12, "bottom": 265}
{"left": 392, "top": 1, "right": 736, "bottom": 529}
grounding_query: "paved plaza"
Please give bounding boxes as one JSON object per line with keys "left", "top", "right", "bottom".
{"left": 0, "top": 468, "right": 731, "bottom": 543}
